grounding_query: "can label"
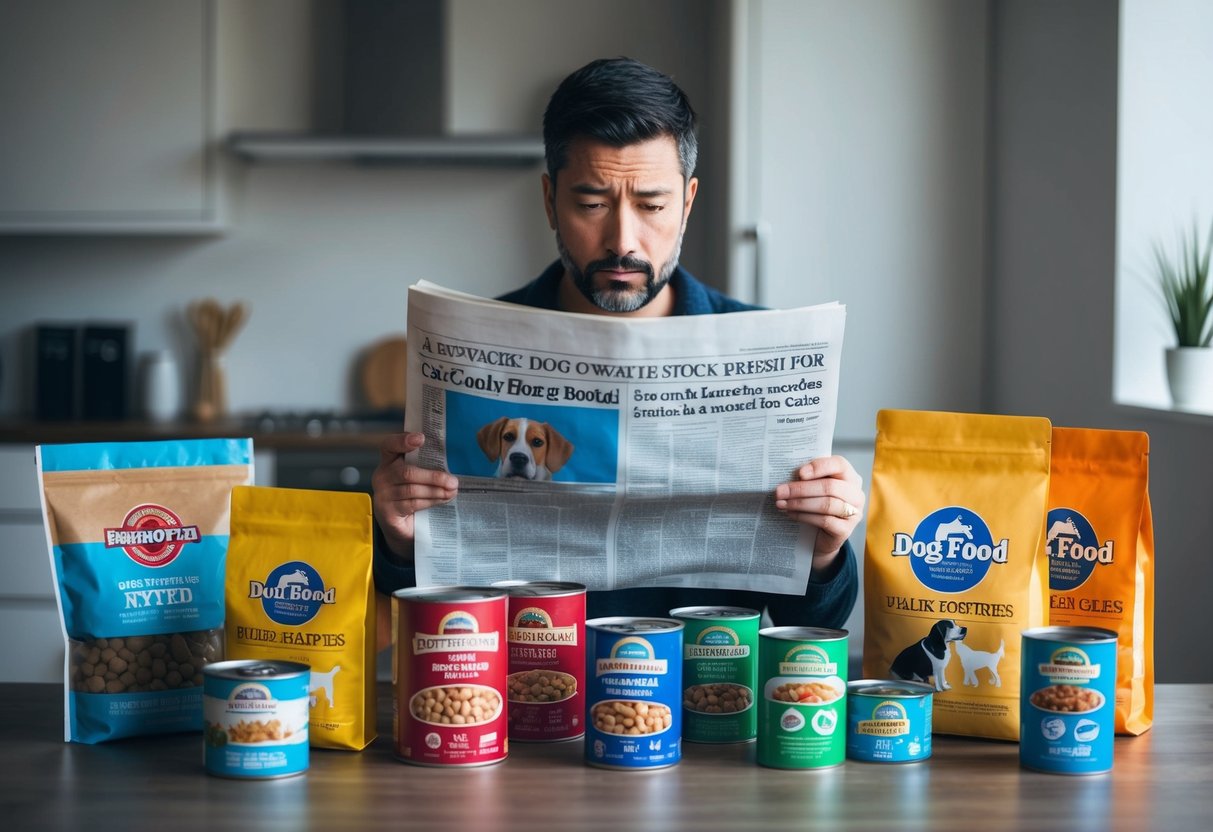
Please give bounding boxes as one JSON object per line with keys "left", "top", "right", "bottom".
{"left": 585, "top": 617, "right": 683, "bottom": 770}
{"left": 1020, "top": 626, "right": 1117, "bottom": 775}
{"left": 203, "top": 660, "right": 310, "bottom": 779}
{"left": 499, "top": 582, "right": 586, "bottom": 742}
{"left": 757, "top": 626, "right": 848, "bottom": 769}
{"left": 846, "top": 680, "right": 933, "bottom": 763}
{"left": 672, "top": 606, "right": 759, "bottom": 744}
{"left": 393, "top": 587, "right": 508, "bottom": 767}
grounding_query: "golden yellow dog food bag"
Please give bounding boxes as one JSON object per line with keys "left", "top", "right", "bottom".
{"left": 1046, "top": 427, "right": 1153, "bottom": 735}
{"left": 225, "top": 486, "right": 376, "bottom": 750}
{"left": 863, "top": 409, "right": 1051, "bottom": 741}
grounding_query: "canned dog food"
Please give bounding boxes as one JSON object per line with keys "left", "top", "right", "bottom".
{"left": 495, "top": 581, "right": 586, "bottom": 742}
{"left": 1020, "top": 626, "right": 1117, "bottom": 775}
{"left": 757, "top": 626, "right": 848, "bottom": 769}
{"left": 203, "top": 659, "right": 310, "bottom": 779}
{"left": 393, "top": 586, "right": 509, "bottom": 767}
{"left": 585, "top": 617, "right": 683, "bottom": 770}
{"left": 846, "top": 680, "right": 934, "bottom": 763}
{"left": 671, "top": 606, "right": 759, "bottom": 744}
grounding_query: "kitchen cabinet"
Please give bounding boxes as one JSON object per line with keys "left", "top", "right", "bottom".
{"left": 0, "top": 0, "right": 222, "bottom": 233}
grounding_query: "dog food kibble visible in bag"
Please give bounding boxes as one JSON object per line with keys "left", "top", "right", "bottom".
{"left": 37, "top": 438, "right": 253, "bottom": 743}
{"left": 225, "top": 485, "right": 377, "bottom": 751}
{"left": 863, "top": 410, "right": 1051, "bottom": 741}
{"left": 1047, "top": 427, "right": 1153, "bottom": 735}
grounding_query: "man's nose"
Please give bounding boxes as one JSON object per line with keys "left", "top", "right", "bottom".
{"left": 604, "top": 205, "right": 639, "bottom": 257}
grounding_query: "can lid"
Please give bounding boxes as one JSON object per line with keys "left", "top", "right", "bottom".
{"left": 588, "top": 616, "right": 684, "bottom": 634}
{"left": 670, "top": 605, "right": 761, "bottom": 620}
{"left": 203, "top": 659, "right": 310, "bottom": 681}
{"left": 393, "top": 585, "right": 508, "bottom": 603}
{"left": 1022, "top": 626, "right": 1118, "bottom": 643}
{"left": 848, "top": 679, "right": 935, "bottom": 697}
{"left": 491, "top": 580, "right": 587, "bottom": 597}
{"left": 759, "top": 626, "right": 848, "bottom": 642}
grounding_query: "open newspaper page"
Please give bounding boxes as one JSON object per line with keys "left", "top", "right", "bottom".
{"left": 404, "top": 280, "right": 846, "bottom": 595}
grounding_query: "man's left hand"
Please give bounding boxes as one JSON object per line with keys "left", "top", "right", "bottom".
{"left": 774, "top": 455, "right": 865, "bottom": 574}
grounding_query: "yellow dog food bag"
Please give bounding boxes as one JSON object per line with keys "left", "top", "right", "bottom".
{"left": 226, "top": 485, "right": 376, "bottom": 750}
{"left": 1046, "top": 427, "right": 1153, "bottom": 735}
{"left": 863, "top": 409, "right": 1052, "bottom": 740}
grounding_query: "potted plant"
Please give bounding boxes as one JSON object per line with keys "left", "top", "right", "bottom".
{"left": 1155, "top": 219, "right": 1213, "bottom": 410}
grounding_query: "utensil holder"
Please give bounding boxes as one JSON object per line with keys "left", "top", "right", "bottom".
{"left": 193, "top": 349, "right": 226, "bottom": 422}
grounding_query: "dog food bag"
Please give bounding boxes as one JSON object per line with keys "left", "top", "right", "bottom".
{"left": 1046, "top": 427, "right": 1153, "bottom": 735}
{"left": 37, "top": 438, "right": 253, "bottom": 743}
{"left": 863, "top": 409, "right": 1052, "bottom": 741}
{"left": 225, "top": 485, "right": 377, "bottom": 751}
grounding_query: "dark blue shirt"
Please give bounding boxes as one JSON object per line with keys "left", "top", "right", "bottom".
{"left": 374, "top": 262, "right": 857, "bottom": 629}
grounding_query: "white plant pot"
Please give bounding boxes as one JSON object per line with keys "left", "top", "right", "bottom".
{"left": 1165, "top": 347, "right": 1213, "bottom": 411}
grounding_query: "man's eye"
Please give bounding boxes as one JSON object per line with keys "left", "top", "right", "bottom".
{"left": 579, "top": 202, "right": 605, "bottom": 211}
{"left": 642, "top": 204, "right": 666, "bottom": 213}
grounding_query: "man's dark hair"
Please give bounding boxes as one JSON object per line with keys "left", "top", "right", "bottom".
{"left": 543, "top": 57, "right": 698, "bottom": 184}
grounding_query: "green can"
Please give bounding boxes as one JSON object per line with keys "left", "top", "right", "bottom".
{"left": 671, "top": 606, "right": 760, "bottom": 744}
{"left": 757, "top": 626, "right": 848, "bottom": 769}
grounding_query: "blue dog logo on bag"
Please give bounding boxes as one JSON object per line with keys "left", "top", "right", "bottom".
{"left": 248, "top": 561, "right": 335, "bottom": 625}
{"left": 890, "top": 506, "right": 1008, "bottom": 593}
{"left": 1046, "top": 509, "right": 1113, "bottom": 591}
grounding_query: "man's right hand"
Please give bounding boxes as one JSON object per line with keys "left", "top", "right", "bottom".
{"left": 372, "top": 432, "right": 459, "bottom": 563}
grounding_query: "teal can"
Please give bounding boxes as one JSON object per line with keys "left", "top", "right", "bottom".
{"left": 846, "top": 680, "right": 933, "bottom": 763}
{"left": 757, "top": 627, "right": 848, "bottom": 769}
{"left": 203, "top": 660, "right": 310, "bottom": 779}
{"left": 671, "top": 606, "right": 760, "bottom": 744}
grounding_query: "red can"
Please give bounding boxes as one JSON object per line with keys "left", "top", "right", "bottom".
{"left": 495, "top": 581, "right": 586, "bottom": 742}
{"left": 392, "top": 586, "right": 509, "bottom": 767}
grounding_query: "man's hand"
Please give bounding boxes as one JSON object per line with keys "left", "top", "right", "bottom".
{"left": 774, "top": 455, "right": 865, "bottom": 578}
{"left": 372, "top": 432, "right": 459, "bottom": 563}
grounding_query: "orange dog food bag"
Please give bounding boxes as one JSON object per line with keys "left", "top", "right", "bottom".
{"left": 1046, "top": 427, "right": 1153, "bottom": 735}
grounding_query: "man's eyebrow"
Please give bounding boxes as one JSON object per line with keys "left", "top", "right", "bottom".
{"left": 570, "top": 183, "right": 674, "bottom": 197}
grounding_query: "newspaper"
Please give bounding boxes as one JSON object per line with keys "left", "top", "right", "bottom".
{"left": 404, "top": 280, "right": 846, "bottom": 595}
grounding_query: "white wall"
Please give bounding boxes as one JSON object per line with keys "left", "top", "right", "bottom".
{"left": 988, "top": 0, "right": 1213, "bottom": 683}
{"left": 1115, "top": 0, "right": 1213, "bottom": 408}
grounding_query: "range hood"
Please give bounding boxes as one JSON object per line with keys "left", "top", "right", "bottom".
{"left": 227, "top": 0, "right": 543, "bottom": 166}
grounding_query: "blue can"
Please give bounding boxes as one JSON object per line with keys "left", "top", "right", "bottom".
{"left": 846, "top": 680, "right": 934, "bottom": 763}
{"left": 203, "top": 660, "right": 310, "bottom": 779}
{"left": 585, "top": 617, "right": 683, "bottom": 770}
{"left": 1020, "top": 626, "right": 1117, "bottom": 775}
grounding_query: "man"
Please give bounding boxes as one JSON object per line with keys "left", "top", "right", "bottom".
{"left": 373, "top": 58, "right": 863, "bottom": 632}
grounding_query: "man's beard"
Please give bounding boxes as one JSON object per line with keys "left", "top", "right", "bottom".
{"left": 556, "top": 226, "right": 684, "bottom": 313}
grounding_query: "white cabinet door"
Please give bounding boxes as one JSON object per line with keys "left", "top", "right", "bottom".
{"left": 0, "top": 0, "right": 221, "bottom": 233}
{"left": 728, "top": 0, "right": 988, "bottom": 442}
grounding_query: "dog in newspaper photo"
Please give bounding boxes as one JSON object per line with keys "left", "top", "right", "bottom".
{"left": 477, "top": 417, "right": 575, "bottom": 481}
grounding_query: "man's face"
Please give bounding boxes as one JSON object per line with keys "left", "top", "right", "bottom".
{"left": 543, "top": 135, "right": 698, "bottom": 315}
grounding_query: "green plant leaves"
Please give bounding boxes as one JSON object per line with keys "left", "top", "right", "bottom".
{"left": 1154, "top": 220, "right": 1213, "bottom": 348}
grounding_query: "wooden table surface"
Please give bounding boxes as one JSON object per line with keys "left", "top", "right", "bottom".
{"left": 2, "top": 684, "right": 1209, "bottom": 831}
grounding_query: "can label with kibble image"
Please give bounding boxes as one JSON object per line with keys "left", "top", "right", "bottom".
{"left": 495, "top": 581, "right": 586, "bottom": 742}
{"left": 757, "top": 626, "right": 849, "bottom": 769}
{"left": 1020, "top": 626, "right": 1117, "bottom": 775}
{"left": 393, "top": 586, "right": 509, "bottom": 767}
{"left": 203, "top": 659, "right": 310, "bottom": 779}
{"left": 671, "top": 606, "right": 759, "bottom": 744}
{"left": 585, "top": 617, "right": 683, "bottom": 770}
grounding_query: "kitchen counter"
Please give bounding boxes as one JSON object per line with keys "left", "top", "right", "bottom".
{"left": 2, "top": 683, "right": 1209, "bottom": 831}
{"left": 0, "top": 417, "right": 397, "bottom": 450}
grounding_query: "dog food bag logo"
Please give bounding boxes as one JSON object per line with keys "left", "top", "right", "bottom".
{"left": 778, "top": 644, "right": 837, "bottom": 676}
{"left": 597, "top": 637, "right": 668, "bottom": 676}
{"left": 1045, "top": 509, "right": 1114, "bottom": 591}
{"left": 857, "top": 700, "right": 912, "bottom": 737}
{"left": 1038, "top": 646, "right": 1101, "bottom": 685}
{"left": 686, "top": 626, "right": 749, "bottom": 659}
{"left": 891, "top": 506, "right": 1008, "bottom": 593}
{"left": 104, "top": 503, "right": 200, "bottom": 568}
{"left": 248, "top": 561, "right": 336, "bottom": 626}
{"left": 413, "top": 611, "right": 499, "bottom": 654}
{"left": 508, "top": 607, "right": 577, "bottom": 645}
